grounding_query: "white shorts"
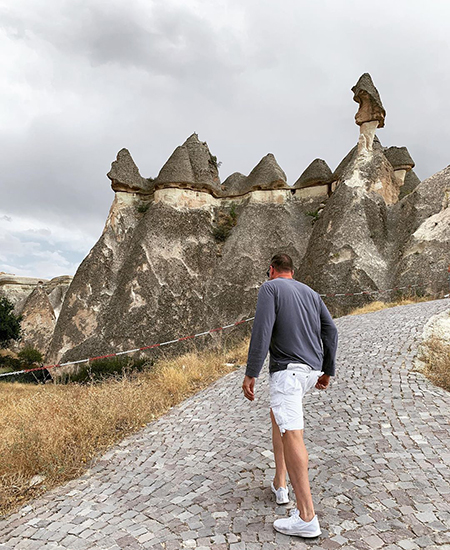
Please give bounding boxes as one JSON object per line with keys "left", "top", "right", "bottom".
{"left": 269, "top": 363, "right": 322, "bottom": 434}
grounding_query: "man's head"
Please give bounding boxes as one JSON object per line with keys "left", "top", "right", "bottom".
{"left": 267, "top": 253, "right": 294, "bottom": 280}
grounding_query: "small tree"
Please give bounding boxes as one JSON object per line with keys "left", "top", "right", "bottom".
{"left": 18, "top": 346, "right": 43, "bottom": 367}
{"left": 0, "top": 297, "right": 22, "bottom": 348}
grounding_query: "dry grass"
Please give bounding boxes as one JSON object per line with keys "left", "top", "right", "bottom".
{"left": 0, "top": 338, "right": 249, "bottom": 517}
{"left": 418, "top": 337, "right": 450, "bottom": 392}
{"left": 348, "top": 296, "right": 432, "bottom": 316}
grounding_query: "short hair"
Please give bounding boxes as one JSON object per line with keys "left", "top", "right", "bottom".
{"left": 271, "top": 253, "right": 294, "bottom": 273}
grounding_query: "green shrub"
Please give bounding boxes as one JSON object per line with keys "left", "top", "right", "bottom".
{"left": 306, "top": 210, "right": 320, "bottom": 223}
{"left": 18, "top": 346, "right": 43, "bottom": 367}
{"left": 213, "top": 205, "right": 238, "bottom": 242}
{"left": 60, "top": 357, "right": 152, "bottom": 384}
{"left": 137, "top": 203, "right": 150, "bottom": 213}
{"left": 0, "top": 297, "right": 22, "bottom": 348}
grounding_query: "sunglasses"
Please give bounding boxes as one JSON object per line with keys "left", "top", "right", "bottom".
{"left": 266, "top": 266, "right": 271, "bottom": 278}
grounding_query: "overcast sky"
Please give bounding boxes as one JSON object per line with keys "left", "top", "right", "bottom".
{"left": 1, "top": 0, "right": 449, "bottom": 279}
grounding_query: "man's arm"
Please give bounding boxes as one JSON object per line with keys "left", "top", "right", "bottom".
{"left": 245, "top": 283, "right": 276, "bottom": 379}
{"left": 243, "top": 284, "right": 276, "bottom": 401}
{"left": 318, "top": 297, "right": 338, "bottom": 377}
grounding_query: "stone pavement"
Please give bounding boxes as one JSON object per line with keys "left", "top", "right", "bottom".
{"left": 1, "top": 300, "right": 449, "bottom": 550}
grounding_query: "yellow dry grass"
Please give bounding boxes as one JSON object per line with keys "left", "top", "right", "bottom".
{"left": 419, "top": 337, "right": 450, "bottom": 392}
{"left": 348, "top": 296, "right": 431, "bottom": 316}
{"left": 0, "top": 338, "right": 249, "bottom": 517}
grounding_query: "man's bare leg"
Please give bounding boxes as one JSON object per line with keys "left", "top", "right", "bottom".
{"left": 270, "top": 409, "right": 287, "bottom": 489}
{"left": 281, "top": 429, "right": 315, "bottom": 521}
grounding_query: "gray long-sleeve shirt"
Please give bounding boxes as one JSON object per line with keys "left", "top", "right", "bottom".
{"left": 245, "top": 277, "right": 338, "bottom": 378}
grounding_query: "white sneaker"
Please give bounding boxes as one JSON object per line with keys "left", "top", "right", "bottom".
{"left": 273, "top": 508, "right": 321, "bottom": 537}
{"left": 271, "top": 482, "right": 289, "bottom": 504}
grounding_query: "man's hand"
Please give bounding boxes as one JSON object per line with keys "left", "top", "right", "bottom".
{"left": 242, "top": 375, "right": 256, "bottom": 401}
{"left": 315, "top": 373, "right": 331, "bottom": 390}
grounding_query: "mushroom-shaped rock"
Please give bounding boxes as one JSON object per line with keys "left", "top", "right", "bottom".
{"left": 293, "top": 159, "right": 332, "bottom": 189}
{"left": 107, "top": 149, "right": 153, "bottom": 194}
{"left": 383, "top": 146, "right": 415, "bottom": 171}
{"left": 352, "top": 73, "right": 386, "bottom": 128}
{"left": 245, "top": 154, "right": 288, "bottom": 191}
{"left": 154, "top": 133, "right": 221, "bottom": 195}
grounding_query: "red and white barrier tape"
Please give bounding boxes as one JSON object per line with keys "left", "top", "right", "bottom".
{"left": 0, "top": 317, "right": 255, "bottom": 379}
{"left": 1, "top": 280, "right": 446, "bottom": 380}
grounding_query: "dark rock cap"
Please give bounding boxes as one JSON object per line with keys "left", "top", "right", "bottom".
{"left": 107, "top": 149, "right": 154, "bottom": 194}
{"left": 293, "top": 159, "right": 332, "bottom": 189}
{"left": 221, "top": 172, "right": 248, "bottom": 196}
{"left": 352, "top": 73, "right": 386, "bottom": 128}
{"left": 154, "top": 133, "right": 221, "bottom": 195}
{"left": 245, "top": 153, "right": 287, "bottom": 190}
{"left": 383, "top": 146, "right": 415, "bottom": 171}
{"left": 219, "top": 154, "right": 288, "bottom": 197}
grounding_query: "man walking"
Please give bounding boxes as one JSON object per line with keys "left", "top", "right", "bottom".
{"left": 242, "top": 253, "right": 338, "bottom": 538}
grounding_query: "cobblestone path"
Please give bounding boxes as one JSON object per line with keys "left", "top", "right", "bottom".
{"left": 1, "top": 300, "right": 449, "bottom": 550}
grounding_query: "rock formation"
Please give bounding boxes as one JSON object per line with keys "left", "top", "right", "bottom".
{"left": 153, "top": 133, "right": 221, "bottom": 196}
{"left": 352, "top": 73, "right": 386, "bottom": 152}
{"left": 390, "top": 166, "right": 450, "bottom": 294}
{"left": 294, "top": 159, "right": 332, "bottom": 189}
{"left": 18, "top": 285, "right": 56, "bottom": 354}
{"left": 40, "top": 72, "right": 449, "bottom": 371}
{"left": 107, "top": 148, "right": 154, "bottom": 195}
{"left": 220, "top": 154, "right": 289, "bottom": 198}
{"left": 0, "top": 274, "right": 72, "bottom": 317}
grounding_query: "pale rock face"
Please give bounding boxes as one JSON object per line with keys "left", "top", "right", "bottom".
{"left": 340, "top": 139, "right": 401, "bottom": 206}
{"left": 421, "top": 309, "right": 450, "bottom": 345}
{"left": 415, "top": 309, "right": 450, "bottom": 371}
{"left": 395, "top": 206, "right": 450, "bottom": 295}
{"left": 154, "top": 188, "right": 217, "bottom": 209}
{"left": 390, "top": 165, "right": 450, "bottom": 294}
{"left": 293, "top": 185, "right": 329, "bottom": 199}
{"left": 358, "top": 121, "right": 379, "bottom": 152}
{"left": 18, "top": 285, "right": 56, "bottom": 354}
{"left": 0, "top": 274, "right": 72, "bottom": 319}
{"left": 394, "top": 169, "right": 407, "bottom": 185}
{"left": 298, "top": 179, "right": 391, "bottom": 316}
{"left": 46, "top": 192, "right": 143, "bottom": 365}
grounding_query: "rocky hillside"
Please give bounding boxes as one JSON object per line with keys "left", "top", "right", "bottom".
{"left": 0, "top": 274, "right": 73, "bottom": 354}
{"left": 17, "top": 73, "right": 450, "bottom": 368}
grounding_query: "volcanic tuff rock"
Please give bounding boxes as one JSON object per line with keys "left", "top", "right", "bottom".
{"left": 221, "top": 154, "right": 288, "bottom": 197}
{"left": 44, "top": 72, "right": 449, "bottom": 368}
{"left": 298, "top": 149, "right": 394, "bottom": 315}
{"left": 0, "top": 273, "right": 72, "bottom": 317}
{"left": 384, "top": 146, "right": 415, "bottom": 171}
{"left": 391, "top": 166, "right": 450, "bottom": 294}
{"left": 107, "top": 149, "right": 153, "bottom": 195}
{"left": 352, "top": 72, "right": 386, "bottom": 128}
{"left": 18, "top": 285, "right": 56, "bottom": 354}
{"left": 399, "top": 170, "right": 421, "bottom": 200}
{"left": 294, "top": 159, "right": 332, "bottom": 189}
{"left": 154, "top": 133, "right": 221, "bottom": 196}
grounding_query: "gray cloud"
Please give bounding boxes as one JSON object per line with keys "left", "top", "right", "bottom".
{"left": 1, "top": 0, "right": 450, "bottom": 277}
